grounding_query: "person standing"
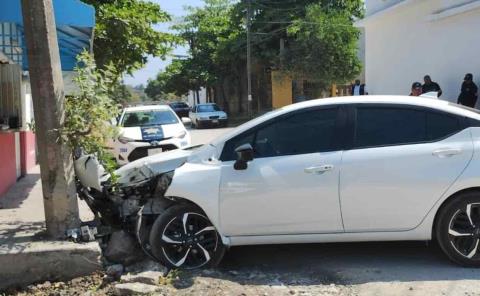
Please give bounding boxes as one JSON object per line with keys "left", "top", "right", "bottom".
{"left": 458, "top": 73, "right": 478, "bottom": 108}
{"left": 351, "top": 79, "right": 367, "bottom": 96}
{"left": 422, "top": 75, "right": 442, "bottom": 97}
{"left": 410, "top": 82, "right": 423, "bottom": 96}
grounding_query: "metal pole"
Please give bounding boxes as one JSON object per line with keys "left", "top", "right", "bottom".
{"left": 246, "top": 0, "right": 252, "bottom": 118}
{"left": 21, "top": 0, "right": 80, "bottom": 238}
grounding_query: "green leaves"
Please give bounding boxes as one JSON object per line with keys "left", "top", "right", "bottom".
{"left": 81, "top": 0, "right": 178, "bottom": 76}
{"left": 285, "top": 3, "right": 362, "bottom": 84}
{"left": 146, "top": 0, "right": 243, "bottom": 100}
{"left": 146, "top": 0, "right": 364, "bottom": 103}
{"left": 62, "top": 52, "right": 120, "bottom": 180}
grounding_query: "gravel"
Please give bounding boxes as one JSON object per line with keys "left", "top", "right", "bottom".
{"left": 5, "top": 241, "right": 480, "bottom": 296}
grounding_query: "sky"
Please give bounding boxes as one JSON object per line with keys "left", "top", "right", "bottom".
{"left": 123, "top": 0, "right": 204, "bottom": 86}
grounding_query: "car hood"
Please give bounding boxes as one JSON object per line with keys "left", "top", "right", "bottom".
{"left": 120, "top": 123, "right": 184, "bottom": 141}
{"left": 197, "top": 111, "right": 227, "bottom": 118}
{"left": 109, "top": 148, "right": 193, "bottom": 186}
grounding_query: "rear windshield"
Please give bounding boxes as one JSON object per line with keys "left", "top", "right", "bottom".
{"left": 121, "top": 110, "right": 178, "bottom": 127}
{"left": 171, "top": 102, "right": 189, "bottom": 108}
{"left": 198, "top": 104, "right": 221, "bottom": 112}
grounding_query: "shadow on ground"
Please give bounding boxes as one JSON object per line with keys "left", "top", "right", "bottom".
{"left": 0, "top": 222, "right": 46, "bottom": 253}
{"left": 0, "top": 173, "right": 41, "bottom": 209}
{"left": 175, "top": 241, "right": 480, "bottom": 289}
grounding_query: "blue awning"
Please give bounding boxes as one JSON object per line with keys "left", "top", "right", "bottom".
{"left": 0, "top": 0, "right": 95, "bottom": 71}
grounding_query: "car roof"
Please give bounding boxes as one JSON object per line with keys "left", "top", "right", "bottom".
{"left": 123, "top": 105, "right": 171, "bottom": 112}
{"left": 211, "top": 95, "right": 480, "bottom": 146}
{"left": 197, "top": 103, "right": 217, "bottom": 106}
{"left": 279, "top": 96, "right": 480, "bottom": 119}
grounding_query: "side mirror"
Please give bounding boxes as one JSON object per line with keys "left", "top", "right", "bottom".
{"left": 234, "top": 143, "right": 254, "bottom": 170}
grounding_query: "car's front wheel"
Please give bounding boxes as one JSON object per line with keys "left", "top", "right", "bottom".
{"left": 436, "top": 191, "right": 480, "bottom": 267}
{"left": 149, "top": 204, "right": 226, "bottom": 269}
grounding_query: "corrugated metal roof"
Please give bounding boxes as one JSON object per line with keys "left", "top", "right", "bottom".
{"left": 0, "top": 0, "right": 95, "bottom": 71}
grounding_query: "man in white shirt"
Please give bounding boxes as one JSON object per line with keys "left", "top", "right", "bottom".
{"left": 351, "top": 79, "right": 367, "bottom": 96}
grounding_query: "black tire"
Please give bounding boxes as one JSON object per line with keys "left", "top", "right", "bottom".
{"left": 149, "top": 204, "right": 226, "bottom": 269}
{"left": 436, "top": 191, "right": 480, "bottom": 267}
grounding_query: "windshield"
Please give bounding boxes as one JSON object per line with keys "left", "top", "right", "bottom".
{"left": 121, "top": 110, "right": 178, "bottom": 127}
{"left": 198, "top": 104, "right": 221, "bottom": 112}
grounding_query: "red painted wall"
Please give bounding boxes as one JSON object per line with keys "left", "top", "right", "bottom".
{"left": 20, "top": 131, "right": 36, "bottom": 175}
{"left": 0, "top": 133, "right": 17, "bottom": 197}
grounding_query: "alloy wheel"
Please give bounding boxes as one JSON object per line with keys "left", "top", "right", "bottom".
{"left": 160, "top": 212, "right": 219, "bottom": 269}
{"left": 448, "top": 203, "right": 480, "bottom": 259}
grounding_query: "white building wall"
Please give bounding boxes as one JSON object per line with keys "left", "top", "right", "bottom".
{"left": 362, "top": 0, "right": 480, "bottom": 103}
{"left": 187, "top": 88, "right": 207, "bottom": 106}
{"left": 365, "top": 0, "right": 404, "bottom": 16}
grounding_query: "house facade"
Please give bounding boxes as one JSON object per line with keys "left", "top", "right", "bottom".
{"left": 0, "top": 0, "right": 95, "bottom": 197}
{"left": 358, "top": 0, "right": 480, "bottom": 102}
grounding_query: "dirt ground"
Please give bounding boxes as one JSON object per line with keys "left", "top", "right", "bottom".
{"left": 5, "top": 241, "right": 480, "bottom": 296}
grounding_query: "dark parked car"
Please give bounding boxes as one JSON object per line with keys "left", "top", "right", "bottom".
{"left": 169, "top": 102, "right": 190, "bottom": 118}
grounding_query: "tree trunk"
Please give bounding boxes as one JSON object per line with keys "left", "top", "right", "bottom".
{"left": 237, "top": 67, "right": 244, "bottom": 114}
{"left": 195, "top": 89, "right": 200, "bottom": 105}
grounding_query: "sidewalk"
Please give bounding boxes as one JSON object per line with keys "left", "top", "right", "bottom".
{"left": 0, "top": 166, "right": 101, "bottom": 290}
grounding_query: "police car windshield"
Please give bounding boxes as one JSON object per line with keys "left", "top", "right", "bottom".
{"left": 122, "top": 110, "right": 179, "bottom": 127}
{"left": 198, "top": 104, "right": 221, "bottom": 113}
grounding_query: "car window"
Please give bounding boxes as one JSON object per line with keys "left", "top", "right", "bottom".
{"left": 354, "top": 107, "right": 463, "bottom": 149}
{"left": 220, "top": 108, "right": 338, "bottom": 161}
{"left": 254, "top": 108, "right": 338, "bottom": 158}
{"left": 171, "top": 102, "right": 188, "bottom": 108}
{"left": 198, "top": 105, "right": 221, "bottom": 112}
{"left": 354, "top": 107, "right": 426, "bottom": 148}
{"left": 426, "top": 112, "right": 461, "bottom": 141}
{"left": 121, "top": 110, "right": 178, "bottom": 127}
{"left": 220, "top": 132, "right": 256, "bottom": 161}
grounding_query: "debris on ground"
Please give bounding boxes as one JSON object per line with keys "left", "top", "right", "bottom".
{"left": 6, "top": 264, "right": 357, "bottom": 296}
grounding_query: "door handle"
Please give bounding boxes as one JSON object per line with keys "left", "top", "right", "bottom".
{"left": 304, "top": 165, "right": 334, "bottom": 174}
{"left": 432, "top": 148, "right": 462, "bottom": 158}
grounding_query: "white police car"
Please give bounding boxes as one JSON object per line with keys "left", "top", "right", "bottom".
{"left": 111, "top": 105, "right": 191, "bottom": 165}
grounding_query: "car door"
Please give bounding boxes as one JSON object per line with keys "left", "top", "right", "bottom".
{"left": 218, "top": 106, "right": 345, "bottom": 236}
{"left": 340, "top": 105, "right": 474, "bottom": 232}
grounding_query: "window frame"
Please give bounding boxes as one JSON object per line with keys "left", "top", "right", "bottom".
{"left": 347, "top": 103, "right": 468, "bottom": 151}
{"left": 219, "top": 105, "right": 347, "bottom": 162}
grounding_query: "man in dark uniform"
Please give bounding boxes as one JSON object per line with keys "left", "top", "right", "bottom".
{"left": 422, "top": 75, "right": 442, "bottom": 97}
{"left": 410, "top": 82, "right": 423, "bottom": 96}
{"left": 458, "top": 73, "right": 478, "bottom": 108}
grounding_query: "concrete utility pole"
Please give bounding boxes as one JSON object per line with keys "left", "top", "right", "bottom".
{"left": 246, "top": 0, "right": 253, "bottom": 118}
{"left": 21, "top": 0, "right": 79, "bottom": 238}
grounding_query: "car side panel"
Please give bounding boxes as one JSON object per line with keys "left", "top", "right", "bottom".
{"left": 165, "top": 162, "right": 223, "bottom": 232}
{"left": 414, "top": 127, "right": 480, "bottom": 238}
{"left": 340, "top": 129, "right": 473, "bottom": 232}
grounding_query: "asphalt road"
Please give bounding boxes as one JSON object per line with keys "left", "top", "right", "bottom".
{"left": 188, "top": 126, "right": 234, "bottom": 146}
{"left": 184, "top": 126, "right": 480, "bottom": 296}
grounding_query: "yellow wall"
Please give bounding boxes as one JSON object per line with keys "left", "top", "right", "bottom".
{"left": 271, "top": 71, "right": 292, "bottom": 109}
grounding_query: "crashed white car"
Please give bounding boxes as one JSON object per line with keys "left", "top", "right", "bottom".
{"left": 111, "top": 105, "right": 191, "bottom": 165}
{"left": 76, "top": 96, "right": 480, "bottom": 270}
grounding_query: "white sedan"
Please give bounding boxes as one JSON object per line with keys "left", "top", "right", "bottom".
{"left": 111, "top": 105, "right": 191, "bottom": 165}
{"left": 135, "top": 95, "right": 480, "bottom": 269}
{"left": 189, "top": 103, "right": 228, "bottom": 128}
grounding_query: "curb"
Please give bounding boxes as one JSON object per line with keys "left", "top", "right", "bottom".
{"left": 0, "top": 240, "right": 102, "bottom": 291}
